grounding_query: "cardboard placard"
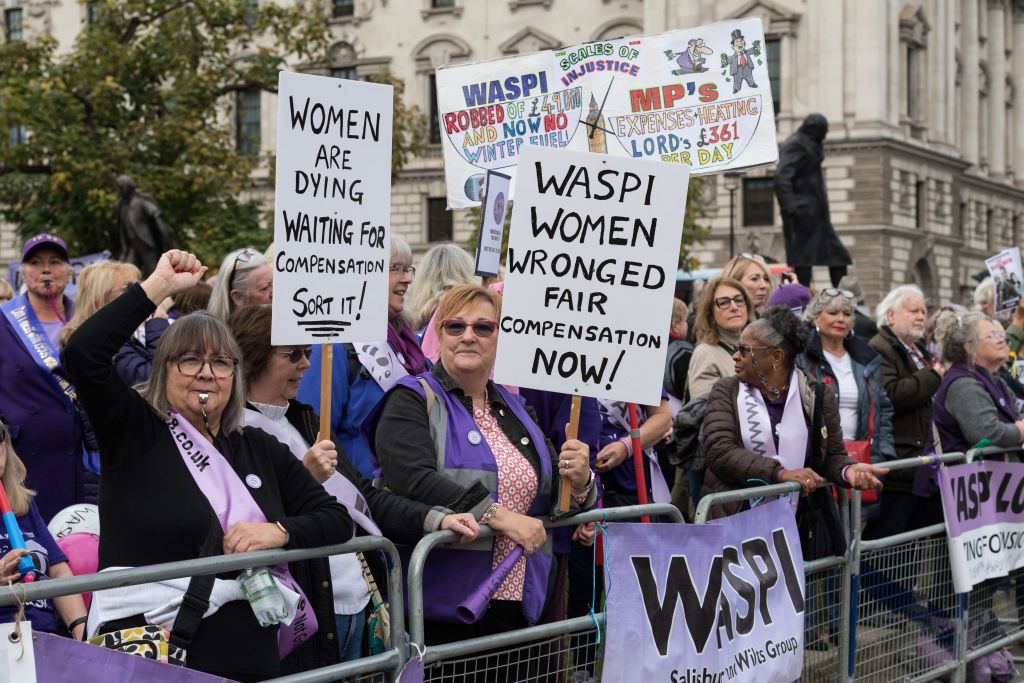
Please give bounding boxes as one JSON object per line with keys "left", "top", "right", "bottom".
{"left": 474, "top": 170, "right": 512, "bottom": 277}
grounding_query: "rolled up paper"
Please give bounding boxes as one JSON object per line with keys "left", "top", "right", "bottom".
{"left": 455, "top": 545, "right": 525, "bottom": 624}
{"left": 0, "top": 480, "right": 38, "bottom": 581}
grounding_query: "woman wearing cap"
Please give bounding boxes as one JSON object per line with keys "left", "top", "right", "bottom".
{"left": 0, "top": 234, "right": 87, "bottom": 522}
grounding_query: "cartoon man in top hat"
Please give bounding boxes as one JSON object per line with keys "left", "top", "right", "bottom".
{"left": 727, "top": 28, "right": 760, "bottom": 93}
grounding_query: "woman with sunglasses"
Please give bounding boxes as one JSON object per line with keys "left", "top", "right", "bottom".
{"left": 64, "top": 250, "right": 354, "bottom": 682}
{"left": 297, "top": 235, "right": 429, "bottom": 479}
{"left": 208, "top": 246, "right": 274, "bottom": 320}
{"left": 701, "top": 306, "right": 887, "bottom": 523}
{"left": 228, "top": 304, "right": 479, "bottom": 669}
{"left": 365, "top": 284, "right": 596, "bottom": 664}
{"left": 796, "top": 288, "right": 896, "bottom": 489}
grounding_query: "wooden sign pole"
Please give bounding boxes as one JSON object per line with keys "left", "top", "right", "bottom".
{"left": 318, "top": 344, "right": 333, "bottom": 441}
{"left": 558, "top": 394, "right": 583, "bottom": 512}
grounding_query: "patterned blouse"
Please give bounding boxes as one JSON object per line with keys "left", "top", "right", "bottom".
{"left": 473, "top": 403, "right": 538, "bottom": 601}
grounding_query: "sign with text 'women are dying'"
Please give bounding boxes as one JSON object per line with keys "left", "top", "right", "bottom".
{"left": 271, "top": 71, "right": 393, "bottom": 345}
{"left": 493, "top": 146, "right": 687, "bottom": 406}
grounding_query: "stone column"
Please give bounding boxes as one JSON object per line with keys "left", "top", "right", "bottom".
{"left": 988, "top": 0, "right": 1007, "bottom": 178}
{"left": 961, "top": 0, "right": 980, "bottom": 165}
{"left": 1013, "top": 2, "right": 1024, "bottom": 184}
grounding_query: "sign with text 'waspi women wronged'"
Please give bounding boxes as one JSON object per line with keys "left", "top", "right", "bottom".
{"left": 271, "top": 71, "right": 393, "bottom": 345}
{"left": 493, "top": 146, "right": 687, "bottom": 406}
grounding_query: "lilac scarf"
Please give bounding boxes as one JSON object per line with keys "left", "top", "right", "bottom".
{"left": 388, "top": 320, "right": 428, "bottom": 375}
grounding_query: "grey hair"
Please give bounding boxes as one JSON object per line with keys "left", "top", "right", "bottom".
{"left": 405, "top": 243, "right": 476, "bottom": 330}
{"left": 208, "top": 247, "right": 270, "bottom": 320}
{"left": 934, "top": 311, "right": 990, "bottom": 365}
{"left": 391, "top": 234, "right": 412, "bottom": 266}
{"left": 805, "top": 289, "right": 855, "bottom": 323}
{"left": 973, "top": 277, "right": 994, "bottom": 311}
{"left": 137, "top": 312, "right": 246, "bottom": 434}
{"left": 876, "top": 284, "right": 925, "bottom": 328}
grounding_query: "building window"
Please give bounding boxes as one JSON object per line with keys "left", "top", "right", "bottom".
{"left": 86, "top": 0, "right": 103, "bottom": 25}
{"left": 432, "top": 0, "right": 455, "bottom": 7}
{"left": 429, "top": 73, "right": 441, "bottom": 144}
{"left": 4, "top": 8, "right": 23, "bottom": 41}
{"left": 915, "top": 180, "right": 926, "bottom": 228}
{"left": 243, "top": 0, "right": 258, "bottom": 27}
{"left": 235, "top": 90, "right": 261, "bottom": 156}
{"left": 427, "top": 198, "right": 452, "bottom": 242}
{"left": 332, "top": 66, "right": 357, "bottom": 81}
{"left": 765, "top": 38, "right": 781, "bottom": 114}
{"left": 742, "top": 177, "right": 775, "bottom": 226}
{"left": 958, "top": 201, "right": 967, "bottom": 237}
{"left": 7, "top": 125, "right": 26, "bottom": 148}
{"left": 332, "top": 0, "right": 353, "bottom": 18}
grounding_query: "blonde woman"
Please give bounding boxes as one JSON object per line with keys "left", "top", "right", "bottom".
{"left": 0, "top": 278, "right": 12, "bottom": 304}
{"left": 60, "top": 260, "right": 142, "bottom": 347}
{"left": 0, "top": 417, "right": 88, "bottom": 639}
{"left": 721, "top": 253, "right": 774, "bottom": 315}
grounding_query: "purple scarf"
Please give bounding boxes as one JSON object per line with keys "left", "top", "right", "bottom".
{"left": 388, "top": 319, "right": 428, "bottom": 374}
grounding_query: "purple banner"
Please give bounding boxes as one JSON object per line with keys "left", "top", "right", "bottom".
{"left": 939, "top": 460, "right": 1024, "bottom": 592}
{"left": 34, "top": 631, "right": 231, "bottom": 682}
{"left": 603, "top": 498, "right": 805, "bottom": 683}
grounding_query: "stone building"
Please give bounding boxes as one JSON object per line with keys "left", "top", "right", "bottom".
{"left": 3, "top": 0, "right": 1024, "bottom": 307}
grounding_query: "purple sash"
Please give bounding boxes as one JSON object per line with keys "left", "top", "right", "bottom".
{"left": 166, "top": 412, "right": 317, "bottom": 658}
{"left": 243, "top": 407, "right": 381, "bottom": 536}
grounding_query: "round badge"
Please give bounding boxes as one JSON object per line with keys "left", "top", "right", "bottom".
{"left": 999, "top": 398, "right": 1006, "bottom": 406}
{"left": 493, "top": 192, "right": 506, "bottom": 224}
{"left": 467, "top": 431, "right": 482, "bottom": 445}
{"left": 245, "top": 474, "right": 262, "bottom": 489}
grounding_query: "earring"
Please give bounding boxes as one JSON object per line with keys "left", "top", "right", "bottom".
{"left": 815, "top": 325, "right": 820, "bottom": 333}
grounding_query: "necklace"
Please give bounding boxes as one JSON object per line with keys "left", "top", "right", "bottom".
{"left": 751, "top": 354, "right": 788, "bottom": 397}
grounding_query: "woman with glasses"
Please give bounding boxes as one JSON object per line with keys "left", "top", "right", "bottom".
{"left": 64, "top": 250, "right": 353, "bottom": 682}
{"left": 931, "top": 312, "right": 1024, "bottom": 453}
{"left": 228, "top": 304, "right": 478, "bottom": 669}
{"left": 297, "top": 235, "right": 429, "bottom": 479}
{"left": 700, "top": 305, "right": 886, "bottom": 522}
{"left": 208, "top": 246, "right": 273, "bottom": 320}
{"left": 721, "top": 253, "right": 774, "bottom": 315}
{"left": 365, "top": 284, "right": 596, "bottom": 673}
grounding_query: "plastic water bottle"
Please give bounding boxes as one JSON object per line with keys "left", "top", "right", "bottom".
{"left": 238, "top": 567, "right": 288, "bottom": 627}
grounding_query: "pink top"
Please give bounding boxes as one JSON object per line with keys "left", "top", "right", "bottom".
{"left": 473, "top": 403, "right": 537, "bottom": 601}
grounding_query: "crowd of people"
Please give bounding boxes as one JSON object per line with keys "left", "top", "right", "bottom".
{"left": 0, "top": 232, "right": 1020, "bottom": 681}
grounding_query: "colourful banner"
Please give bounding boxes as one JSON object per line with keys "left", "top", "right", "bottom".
{"left": 603, "top": 499, "right": 804, "bottom": 682}
{"left": 939, "top": 460, "right": 1024, "bottom": 593}
{"left": 436, "top": 18, "right": 778, "bottom": 208}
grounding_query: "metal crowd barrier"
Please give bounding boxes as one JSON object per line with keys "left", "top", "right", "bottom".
{"left": 694, "top": 481, "right": 852, "bottom": 683}
{"left": 405, "top": 503, "right": 683, "bottom": 680}
{"left": 0, "top": 536, "right": 406, "bottom": 683}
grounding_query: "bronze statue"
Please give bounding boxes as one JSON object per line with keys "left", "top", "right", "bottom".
{"left": 773, "top": 114, "right": 851, "bottom": 287}
{"left": 115, "top": 175, "right": 174, "bottom": 273}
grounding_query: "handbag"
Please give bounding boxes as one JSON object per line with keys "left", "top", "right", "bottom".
{"left": 89, "top": 508, "right": 222, "bottom": 666}
{"left": 798, "top": 383, "right": 847, "bottom": 560}
{"left": 357, "top": 552, "right": 390, "bottom": 656}
{"left": 843, "top": 388, "right": 876, "bottom": 503}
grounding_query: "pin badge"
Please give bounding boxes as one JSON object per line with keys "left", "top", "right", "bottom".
{"left": 245, "top": 474, "right": 262, "bottom": 489}
{"left": 468, "top": 431, "right": 482, "bottom": 445}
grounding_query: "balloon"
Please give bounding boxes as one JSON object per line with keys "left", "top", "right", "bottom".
{"left": 56, "top": 533, "right": 99, "bottom": 609}
{"left": 48, "top": 504, "right": 100, "bottom": 540}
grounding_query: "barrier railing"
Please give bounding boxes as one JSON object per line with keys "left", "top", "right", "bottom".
{"left": 405, "top": 503, "right": 683, "bottom": 680}
{"left": 0, "top": 536, "right": 406, "bottom": 683}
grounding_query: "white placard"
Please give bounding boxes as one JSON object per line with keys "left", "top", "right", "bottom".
{"left": 985, "top": 247, "right": 1023, "bottom": 314}
{"left": 474, "top": 170, "right": 512, "bottom": 277}
{"left": 271, "top": 71, "right": 393, "bottom": 345}
{"left": 436, "top": 18, "right": 776, "bottom": 208}
{"left": 0, "top": 622, "right": 35, "bottom": 682}
{"left": 493, "top": 146, "right": 687, "bottom": 405}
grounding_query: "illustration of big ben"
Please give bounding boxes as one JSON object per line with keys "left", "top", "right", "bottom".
{"left": 585, "top": 93, "right": 607, "bottom": 154}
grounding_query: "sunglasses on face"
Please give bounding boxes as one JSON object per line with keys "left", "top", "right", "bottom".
{"left": 276, "top": 347, "right": 313, "bottom": 363}
{"left": 735, "top": 344, "right": 773, "bottom": 357}
{"left": 440, "top": 319, "right": 498, "bottom": 338}
{"left": 714, "top": 295, "right": 747, "bottom": 311}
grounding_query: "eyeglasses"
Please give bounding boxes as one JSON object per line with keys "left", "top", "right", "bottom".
{"left": 229, "top": 247, "right": 259, "bottom": 291}
{"left": 821, "top": 288, "right": 856, "bottom": 301}
{"left": 736, "top": 344, "right": 773, "bottom": 357}
{"left": 276, "top": 347, "right": 313, "bottom": 363}
{"left": 441, "top": 319, "right": 498, "bottom": 337}
{"left": 170, "top": 353, "right": 239, "bottom": 378}
{"left": 714, "top": 295, "right": 747, "bottom": 310}
{"left": 389, "top": 264, "right": 416, "bottom": 276}
{"left": 980, "top": 330, "right": 1007, "bottom": 343}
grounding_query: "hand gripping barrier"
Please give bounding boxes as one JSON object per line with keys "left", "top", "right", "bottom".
{"left": 0, "top": 536, "right": 407, "bottom": 682}
{"left": 405, "top": 503, "right": 683, "bottom": 679}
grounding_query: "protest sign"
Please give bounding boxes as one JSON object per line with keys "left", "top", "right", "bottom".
{"left": 939, "top": 460, "right": 1024, "bottom": 593}
{"left": 492, "top": 146, "right": 687, "bottom": 406}
{"left": 7, "top": 251, "right": 111, "bottom": 300}
{"left": 985, "top": 247, "right": 1023, "bottom": 314}
{"left": 474, "top": 170, "right": 511, "bottom": 277}
{"left": 436, "top": 18, "right": 776, "bottom": 208}
{"left": 271, "top": 71, "right": 393, "bottom": 345}
{"left": 603, "top": 498, "right": 805, "bottom": 683}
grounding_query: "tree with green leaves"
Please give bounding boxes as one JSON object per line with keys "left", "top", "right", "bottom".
{"left": 0, "top": 0, "right": 424, "bottom": 267}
